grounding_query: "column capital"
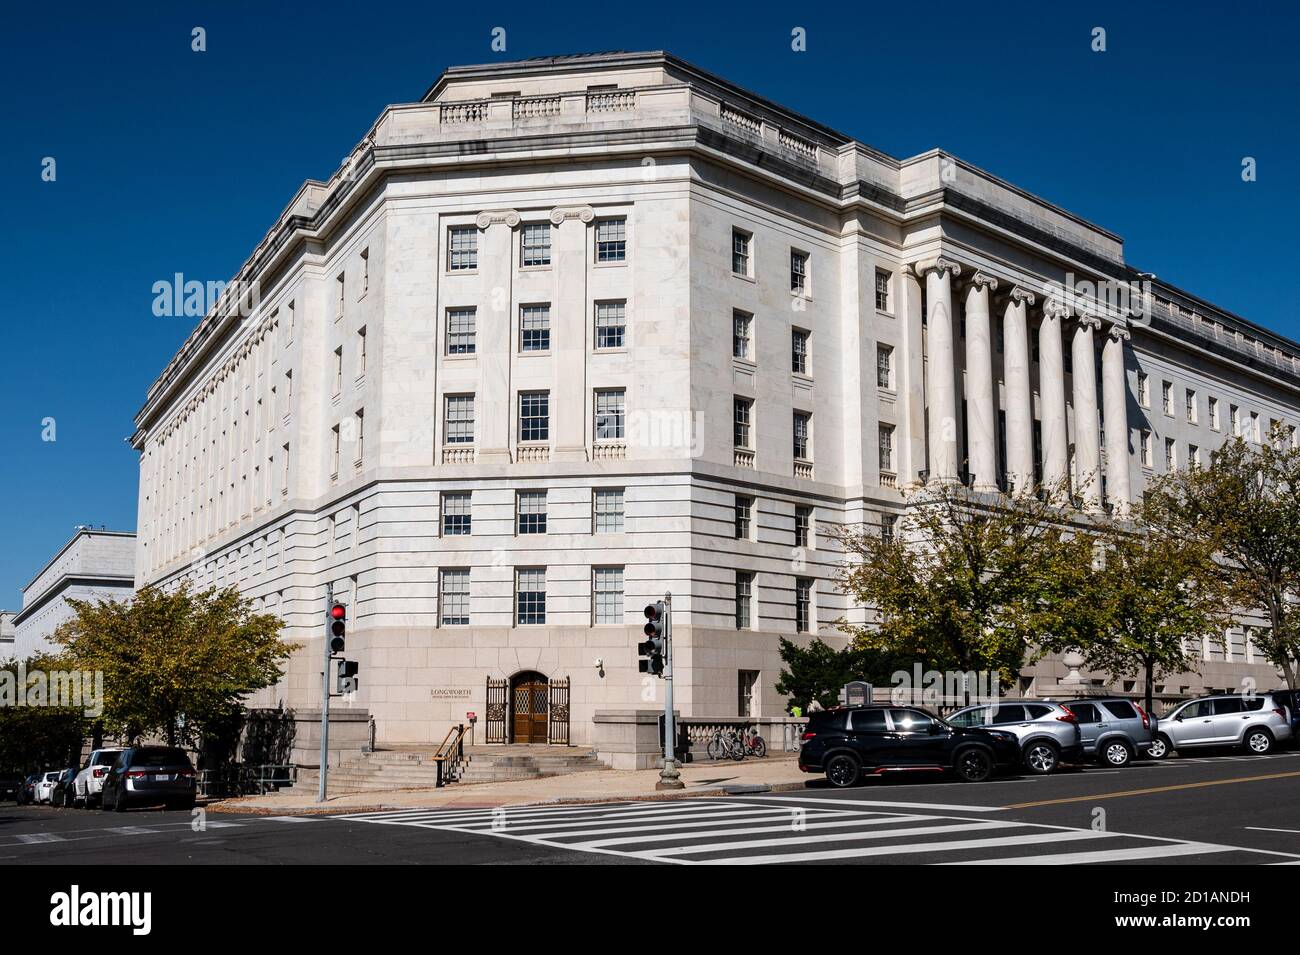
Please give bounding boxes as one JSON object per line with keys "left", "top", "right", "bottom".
{"left": 1074, "top": 314, "right": 1103, "bottom": 333}
{"left": 1006, "top": 285, "right": 1036, "bottom": 307}
{"left": 1107, "top": 323, "right": 1131, "bottom": 343}
{"left": 912, "top": 256, "right": 963, "bottom": 280}
{"left": 968, "top": 271, "right": 999, "bottom": 293}
{"left": 1042, "top": 299, "right": 1070, "bottom": 320}
{"left": 549, "top": 204, "right": 595, "bottom": 225}
{"left": 475, "top": 209, "right": 521, "bottom": 229}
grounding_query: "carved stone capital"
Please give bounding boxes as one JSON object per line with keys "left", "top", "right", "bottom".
{"left": 1075, "top": 314, "right": 1103, "bottom": 332}
{"left": 969, "top": 271, "right": 999, "bottom": 294}
{"left": 1007, "top": 285, "right": 1036, "bottom": 308}
{"left": 475, "top": 209, "right": 521, "bottom": 230}
{"left": 913, "top": 255, "right": 962, "bottom": 281}
{"left": 1108, "top": 323, "right": 1131, "bottom": 343}
{"left": 1042, "top": 299, "right": 1071, "bottom": 320}
{"left": 549, "top": 205, "right": 596, "bottom": 225}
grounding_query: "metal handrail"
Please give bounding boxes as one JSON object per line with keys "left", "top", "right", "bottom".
{"left": 433, "top": 724, "right": 468, "bottom": 787}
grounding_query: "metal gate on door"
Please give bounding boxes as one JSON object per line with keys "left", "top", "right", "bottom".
{"left": 483, "top": 675, "right": 569, "bottom": 744}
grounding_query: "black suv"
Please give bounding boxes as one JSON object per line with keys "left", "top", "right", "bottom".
{"left": 799, "top": 704, "right": 1021, "bottom": 786}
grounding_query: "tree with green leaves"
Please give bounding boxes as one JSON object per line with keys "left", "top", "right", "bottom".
{"left": 774, "top": 637, "right": 912, "bottom": 712}
{"left": 835, "top": 480, "right": 1095, "bottom": 702}
{"left": 1143, "top": 429, "right": 1300, "bottom": 689}
{"left": 0, "top": 653, "right": 89, "bottom": 775}
{"left": 54, "top": 583, "right": 298, "bottom": 748}
{"left": 1076, "top": 507, "right": 1232, "bottom": 717}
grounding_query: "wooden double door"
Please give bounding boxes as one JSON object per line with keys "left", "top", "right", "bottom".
{"left": 511, "top": 672, "right": 549, "bottom": 743}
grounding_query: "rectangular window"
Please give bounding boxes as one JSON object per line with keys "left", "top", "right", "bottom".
{"left": 594, "top": 488, "right": 625, "bottom": 533}
{"left": 790, "top": 250, "right": 808, "bottom": 295}
{"left": 1186, "top": 389, "right": 1197, "bottom": 423}
{"left": 735, "top": 571, "right": 754, "bottom": 629}
{"left": 595, "top": 301, "right": 626, "bottom": 350}
{"left": 333, "top": 346, "right": 344, "bottom": 394}
{"left": 594, "top": 389, "right": 626, "bottom": 440}
{"left": 445, "top": 395, "right": 475, "bottom": 445}
{"left": 793, "top": 412, "right": 811, "bottom": 461}
{"left": 1209, "top": 396, "right": 1220, "bottom": 430}
{"left": 439, "top": 569, "right": 470, "bottom": 626}
{"left": 515, "top": 569, "right": 547, "bottom": 625}
{"left": 795, "top": 578, "right": 812, "bottom": 633}
{"left": 446, "top": 308, "right": 476, "bottom": 355}
{"left": 335, "top": 272, "right": 345, "bottom": 319}
{"left": 735, "top": 495, "right": 753, "bottom": 540}
{"left": 881, "top": 513, "right": 897, "bottom": 544}
{"left": 355, "top": 408, "right": 365, "bottom": 464}
{"left": 593, "top": 566, "right": 624, "bottom": 625}
{"left": 356, "top": 326, "right": 367, "bottom": 377}
{"left": 738, "top": 670, "right": 759, "bottom": 718}
{"left": 1162, "top": 381, "right": 1173, "bottom": 415}
{"left": 330, "top": 424, "right": 340, "bottom": 477}
{"left": 519, "top": 392, "right": 550, "bottom": 443}
{"left": 877, "top": 344, "right": 894, "bottom": 389}
{"left": 595, "top": 217, "right": 626, "bottom": 263}
{"left": 1137, "top": 372, "right": 1149, "bottom": 408}
{"left": 791, "top": 329, "right": 809, "bottom": 375}
{"left": 875, "top": 269, "right": 891, "bottom": 311}
{"left": 1189, "top": 444, "right": 1201, "bottom": 469}
{"left": 1141, "top": 429, "right": 1153, "bottom": 467}
{"left": 1231, "top": 404, "right": 1241, "bottom": 436}
{"left": 360, "top": 248, "right": 369, "bottom": 294}
{"left": 794, "top": 505, "right": 812, "bottom": 548}
{"left": 521, "top": 223, "right": 551, "bottom": 267}
{"left": 520, "top": 305, "right": 551, "bottom": 352}
{"left": 448, "top": 226, "right": 477, "bottom": 271}
{"left": 441, "top": 491, "right": 472, "bottom": 536}
{"left": 517, "top": 491, "right": 548, "bottom": 535}
{"left": 732, "top": 229, "right": 752, "bottom": 276}
{"left": 1251, "top": 411, "right": 1261, "bottom": 442}
{"left": 878, "top": 423, "right": 895, "bottom": 472}
{"left": 733, "top": 310, "right": 752, "bottom": 360}
{"left": 1165, "top": 437, "right": 1177, "bottom": 471}
{"left": 733, "top": 397, "right": 753, "bottom": 449}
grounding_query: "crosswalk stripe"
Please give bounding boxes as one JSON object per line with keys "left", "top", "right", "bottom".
{"left": 107, "top": 826, "right": 156, "bottom": 836}
{"left": 938, "top": 842, "right": 1235, "bottom": 865}
{"left": 695, "top": 828, "right": 1109, "bottom": 865}
{"left": 565, "top": 813, "right": 924, "bottom": 848}
{"left": 263, "top": 815, "right": 319, "bottom": 823}
{"left": 639, "top": 820, "right": 1020, "bottom": 859}
{"left": 333, "top": 800, "right": 724, "bottom": 824}
{"left": 17, "top": 833, "right": 64, "bottom": 844}
{"left": 739, "top": 795, "right": 1003, "bottom": 813}
{"left": 446, "top": 806, "right": 841, "bottom": 834}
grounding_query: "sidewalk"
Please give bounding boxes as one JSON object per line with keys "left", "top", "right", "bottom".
{"left": 211, "top": 755, "right": 811, "bottom": 814}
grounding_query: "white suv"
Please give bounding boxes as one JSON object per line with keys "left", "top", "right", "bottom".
{"left": 74, "top": 748, "right": 123, "bottom": 808}
{"left": 1149, "top": 693, "right": 1293, "bottom": 758}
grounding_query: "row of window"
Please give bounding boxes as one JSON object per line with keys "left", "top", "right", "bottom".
{"left": 445, "top": 301, "right": 627, "bottom": 356}
{"left": 437, "top": 488, "right": 626, "bottom": 536}
{"left": 729, "top": 229, "right": 894, "bottom": 313}
{"left": 732, "top": 496, "right": 817, "bottom": 548}
{"left": 438, "top": 389, "right": 625, "bottom": 447}
{"left": 732, "top": 397, "right": 814, "bottom": 462}
{"left": 1139, "top": 372, "right": 1294, "bottom": 445}
{"left": 446, "top": 218, "right": 627, "bottom": 272}
{"left": 734, "top": 571, "right": 817, "bottom": 633}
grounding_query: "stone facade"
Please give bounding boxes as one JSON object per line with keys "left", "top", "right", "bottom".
{"left": 131, "top": 52, "right": 1292, "bottom": 747}
{"left": 11, "top": 529, "right": 136, "bottom": 659}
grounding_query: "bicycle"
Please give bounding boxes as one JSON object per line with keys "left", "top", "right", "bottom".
{"left": 705, "top": 727, "right": 746, "bottom": 761}
{"left": 738, "top": 724, "right": 767, "bottom": 758}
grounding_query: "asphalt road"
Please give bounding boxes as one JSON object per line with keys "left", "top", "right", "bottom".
{"left": 5, "top": 749, "right": 1300, "bottom": 866}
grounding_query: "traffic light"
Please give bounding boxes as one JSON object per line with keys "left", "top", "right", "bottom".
{"left": 335, "top": 659, "right": 359, "bottom": 695}
{"left": 328, "top": 602, "right": 347, "bottom": 654}
{"left": 639, "top": 602, "right": 666, "bottom": 676}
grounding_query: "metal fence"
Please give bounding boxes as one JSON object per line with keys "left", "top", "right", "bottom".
{"left": 194, "top": 764, "right": 297, "bottom": 798}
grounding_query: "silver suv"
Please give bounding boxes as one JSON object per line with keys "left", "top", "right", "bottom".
{"left": 946, "top": 700, "right": 1084, "bottom": 774}
{"left": 1065, "top": 697, "right": 1156, "bottom": 767}
{"left": 1149, "top": 693, "right": 1293, "bottom": 758}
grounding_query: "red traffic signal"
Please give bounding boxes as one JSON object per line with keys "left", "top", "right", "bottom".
{"left": 329, "top": 602, "right": 347, "bottom": 652}
{"left": 330, "top": 604, "right": 347, "bottom": 620}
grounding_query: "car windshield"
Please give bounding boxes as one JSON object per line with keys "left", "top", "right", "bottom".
{"left": 130, "top": 748, "right": 191, "bottom": 768}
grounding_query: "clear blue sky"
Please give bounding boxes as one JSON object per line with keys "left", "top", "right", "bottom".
{"left": 1, "top": 0, "right": 1297, "bottom": 606}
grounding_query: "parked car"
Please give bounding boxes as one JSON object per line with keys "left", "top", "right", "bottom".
{"left": 798, "top": 704, "right": 1021, "bottom": 786}
{"left": 1148, "top": 693, "right": 1293, "bottom": 758}
{"left": 100, "top": 746, "right": 197, "bottom": 812}
{"left": 74, "top": 748, "right": 124, "bottom": 808}
{"left": 1268, "top": 689, "right": 1300, "bottom": 745}
{"left": 0, "top": 777, "right": 22, "bottom": 802}
{"left": 16, "top": 774, "right": 40, "bottom": 805}
{"left": 945, "top": 700, "right": 1084, "bottom": 774}
{"left": 34, "top": 771, "right": 61, "bottom": 804}
{"left": 50, "top": 767, "right": 80, "bottom": 808}
{"left": 1064, "top": 697, "right": 1156, "bottom": 767}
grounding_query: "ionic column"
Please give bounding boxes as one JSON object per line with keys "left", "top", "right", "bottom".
{"left": 1102, "top": 324, "right": 1132, "bottom": 515}
{"left": 1038, "top": 300, "right": 1070, "bottom": 497}
{"left": 920, "top": 257, "right": 961, "bottom": 484}
{"left": 1072, "top": 314, "right": 1103, "bottom": 511}
{"left": 964, "top": 272, "right": 998, "bottom": 491}
{"left": 1002, "top": 287, "right": 1036, "bottom": 496}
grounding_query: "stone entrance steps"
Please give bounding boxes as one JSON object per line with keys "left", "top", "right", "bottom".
{"left": 292, "top": 746, "right": 605, "bottom": 794}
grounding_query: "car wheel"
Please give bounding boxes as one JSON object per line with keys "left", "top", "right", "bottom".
{"left": 955, "top": 746, "right": 994, "bottom": 783}
{"left": 1100, "top": 739, "right": 1133, "bottom": 767}
{"left": 1245, "top": 729, "right": 1274, "bottom": 755}
{"left": 824, "top": 753, "right": 861, "bottom": 788}
{"left": 1022, "top": 740, "right": 1059, "bottom": 775}
{"left": 1147, "top": 734, "right": 1172, "bottom": 760}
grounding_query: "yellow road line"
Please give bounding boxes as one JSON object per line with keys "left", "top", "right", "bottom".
{"left": 1003, "top": 769, "right": 1300, "bottom": 809}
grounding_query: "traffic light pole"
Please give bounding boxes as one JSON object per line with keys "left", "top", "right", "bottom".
{"left": 656, "top": 592, "right": 684, "bottom": 791}
{"left": 318, "top": 581, "right": 333, "bottom": 803}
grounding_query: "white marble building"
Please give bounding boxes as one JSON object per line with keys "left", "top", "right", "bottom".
{"left": 11, "top": 529, "right": 137, "bottom": 659}
{"left": 132, "top": 52, "right": 1292, "bottom": 745}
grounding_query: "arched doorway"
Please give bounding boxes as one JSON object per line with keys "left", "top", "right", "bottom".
{"left": 510, "top": 671, "right": 549, "bottom": 743}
